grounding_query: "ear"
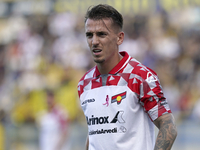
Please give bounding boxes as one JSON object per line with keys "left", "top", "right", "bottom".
{"left": 117, "top": 31, "right": 124, "bottom": 45}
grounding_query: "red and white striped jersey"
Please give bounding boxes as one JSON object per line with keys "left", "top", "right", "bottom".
{"left": 78, "top": 51, "right": 171, "bottom": 150}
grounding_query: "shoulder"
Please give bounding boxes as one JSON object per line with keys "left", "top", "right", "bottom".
{"left": 78, "top": 66, "right": 96, "bottom": 83}
{"left": 127, "top": 58, "right": 158, "bottom": 81}
{"left": 77, "top": 66, "right": 96, "bottom": 97}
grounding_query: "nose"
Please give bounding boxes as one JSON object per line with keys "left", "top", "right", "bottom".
{"left": 92, "top": 35, "right": 99, "bottom": 46}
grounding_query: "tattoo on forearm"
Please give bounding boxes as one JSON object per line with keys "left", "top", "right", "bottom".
{"left": 154, "top": 115, "right": 177, "bottom": 150}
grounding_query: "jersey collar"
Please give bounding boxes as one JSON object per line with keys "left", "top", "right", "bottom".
{"left": 94, "top": 51, "right": 130, "bottom": 77}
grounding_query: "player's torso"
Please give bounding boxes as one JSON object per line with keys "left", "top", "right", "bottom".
{"left": 80, "top": 74, "right": 155, "bottom": 150}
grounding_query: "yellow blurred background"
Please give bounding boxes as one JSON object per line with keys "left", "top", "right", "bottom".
{"left": 0, "top": 0, "right": 200, "bottom": 150}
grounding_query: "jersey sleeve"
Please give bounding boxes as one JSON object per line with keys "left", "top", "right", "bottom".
{"left": 137, "top": 66, "right": 171, "bottom": 121}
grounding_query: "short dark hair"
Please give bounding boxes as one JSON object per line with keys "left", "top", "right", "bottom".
{"left": 85, "top": 4, "right": 123, "bottom": 30}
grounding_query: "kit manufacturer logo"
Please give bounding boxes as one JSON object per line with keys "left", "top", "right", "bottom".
{"left": 82, "top": 98, "right": 95, "bottom": 105}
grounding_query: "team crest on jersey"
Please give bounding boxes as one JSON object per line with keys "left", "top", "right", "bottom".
{"left": 111, "top": 92, "right": 126, "bottom": 104}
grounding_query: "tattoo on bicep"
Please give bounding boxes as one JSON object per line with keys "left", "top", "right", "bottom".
{"left": 155, "top": 115, "right": 177, "bottom": 150}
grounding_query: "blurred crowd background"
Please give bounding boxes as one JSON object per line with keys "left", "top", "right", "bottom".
{"left": 0, "top": 0, "right": 200, "bottom": 150}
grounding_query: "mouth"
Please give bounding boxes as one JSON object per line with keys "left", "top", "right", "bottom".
{"left": 92, "top": 49, "right": 102, "bottom": 55}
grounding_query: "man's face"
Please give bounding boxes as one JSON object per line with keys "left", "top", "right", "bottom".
{"left": 85, "top": 18, "right": 123, "bottom": 64}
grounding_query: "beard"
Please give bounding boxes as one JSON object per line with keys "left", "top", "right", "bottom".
{"left": 93, "top": 58, "right": 105, "bottom": 64}
{"left": 92, "top": 52, "right": 105, "bottom": 64}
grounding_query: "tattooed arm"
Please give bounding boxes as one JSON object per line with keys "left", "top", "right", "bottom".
{"left": 153, "top": 113, "right": 177, "bottom": 150}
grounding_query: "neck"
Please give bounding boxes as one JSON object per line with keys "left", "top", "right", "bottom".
{"left": 97, "top": 53, "right": 123, "bottom": 74}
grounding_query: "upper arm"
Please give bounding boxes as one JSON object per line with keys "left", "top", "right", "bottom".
{"left": 153, "top": 113, "right": 178, "bottom": 150}
{"left": 153, "top": 113, "right": 176, "bottom": 130}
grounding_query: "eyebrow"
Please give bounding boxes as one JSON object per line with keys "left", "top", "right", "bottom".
{"left": 85, "top": 31, "right": 93, "bottom": 36}
{"left": 85, "top": 31, "right": 91, "bottom": 34}
{"left": 85, "top": 31, "right": 108, "bottom": 36}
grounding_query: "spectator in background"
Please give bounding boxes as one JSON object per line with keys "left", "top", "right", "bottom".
{"left": 37, "top": 90, "right": 70, "bottom": 150}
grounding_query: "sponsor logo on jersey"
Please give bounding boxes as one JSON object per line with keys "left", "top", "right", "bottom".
{"left": 82, "top": 98, "right": 95, "bottom": 105}
{"left": 87, "top": 111, "right": 126, "bottom": 135}
{"left": 86, "top": 111, "right": 125, "bottom": 126}
{"left": 110, "top": 111, "right": 125, "bottom": 123}
{"left": 86, "top": 115, "right": 109, "bottom": 125}
{"left": 89, "top": 127, "right": 117, "bottom": 135}
{"left": 111, "top": 92, "right": 126, "bottom": 104}
{"left": 119, "top": 126, "right": 127, "bottom": 133}
{"left": 89, "top": 126, "right": 127, "bottom": 135}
